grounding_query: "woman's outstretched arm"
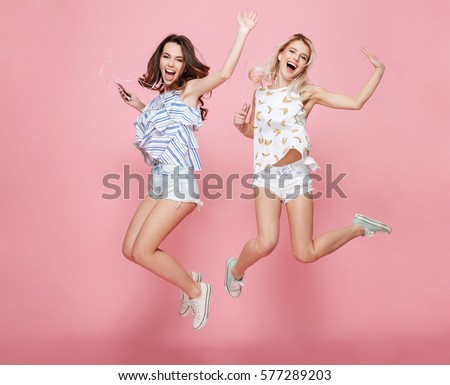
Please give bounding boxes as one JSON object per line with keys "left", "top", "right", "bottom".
{"left": 182, "top": 11, "right": 258, "bottom": 101}
{"left": 308, "top": 47, "right": 385, "bottom": 110}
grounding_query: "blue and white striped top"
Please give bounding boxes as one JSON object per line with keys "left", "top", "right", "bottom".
{"left": 134, "top": 90, "right": 203, "bottom": 170}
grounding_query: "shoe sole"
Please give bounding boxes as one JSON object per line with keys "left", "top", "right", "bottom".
{"left": 193, "top": 283, "right": 211, "bottom": 331}
{"left": 179, "top": 272, "right": 202, "bottom": 317}
{"left": 355, "top": 213, "right": 393, "bottom": 234}
{"left": 224, "top": 258, "right": 241, "bottom": 298}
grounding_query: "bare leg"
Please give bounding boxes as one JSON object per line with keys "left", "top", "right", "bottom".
{"left": 123, "top": 196, "right": 200, "bottom": 298}
{"left": 232, "top": 188, "right": 283, "bottom": 280}
{"left": 286, "top": 195, "right": 364, "bottom": 263}
{"left": 122, "top": 195, "right": 158, "bottom": 260}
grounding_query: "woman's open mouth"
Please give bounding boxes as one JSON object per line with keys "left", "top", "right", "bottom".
{"left": 286, "top": 61, "right": 298, "bottom": 72}
{"left": 164, "top": 69, "right": 176, "bottom": 81}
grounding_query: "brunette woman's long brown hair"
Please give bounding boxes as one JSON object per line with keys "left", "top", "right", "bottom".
{"left": 138, "top": 34, "right": 210, "bottom": 120}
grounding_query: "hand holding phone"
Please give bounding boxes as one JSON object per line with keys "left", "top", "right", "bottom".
{"left": 114, "top": 80, "right": 132, "bottom": 101}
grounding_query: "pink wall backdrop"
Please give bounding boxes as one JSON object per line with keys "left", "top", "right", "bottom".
{"left": 1, "top": 0, "right": 450, "bottom": 364}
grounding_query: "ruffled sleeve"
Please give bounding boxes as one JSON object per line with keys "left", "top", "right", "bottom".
{"left": 133, "top": 91, "right": 203, "bottom": 168}
{"left": 165, "top": 96, "right": 203, "bottom": 128}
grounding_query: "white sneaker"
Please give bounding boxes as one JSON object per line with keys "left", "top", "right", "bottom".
{"left": 353, "top": 213, "right": 393, "bottom": 237}
{"left": 224, "top": 257, "right": 244, "bottom": 298}
{"left": 179, "top": 272, "right": 202, "bottom": 317}
{"left": 190, "top": 282, "right": 211, "bottom": 330}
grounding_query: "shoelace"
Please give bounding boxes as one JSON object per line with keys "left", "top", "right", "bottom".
{"left": 364, "top": 229, "right": 376, "bottom": 237}
{"left": 190, "top": 298, "right": 201, "bottom": 317}
{"left": 181, "top": 293, "right": 190, "bottom": 308}
{"left": 231, "top": 279, "right": 244, "bottom": 289}
{"left": 364, "top": 227, "right": 388, "bottom": 237}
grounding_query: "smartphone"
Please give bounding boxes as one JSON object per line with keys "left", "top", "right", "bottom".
{"left": 114, "top": 80, "right": 132, "bottom": 101}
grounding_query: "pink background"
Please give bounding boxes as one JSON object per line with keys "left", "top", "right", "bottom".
{"left": 1, "top": 0, "right": 450, "bottom": 364}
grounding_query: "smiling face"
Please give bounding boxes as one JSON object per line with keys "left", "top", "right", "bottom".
{"left": 159, "top": 42, "right": 185, "bottom": 87}
{"left": 278, "top": 39, "right": 311, "bottom": 83}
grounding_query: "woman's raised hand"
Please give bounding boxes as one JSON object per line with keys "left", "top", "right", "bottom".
{"left": 237, "top": 10, "right": 258, "bottom": 34}
{"left": 361, "top": 47, "right": 384, "bottom": 69}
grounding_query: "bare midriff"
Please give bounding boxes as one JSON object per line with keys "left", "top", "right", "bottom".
{"left": 272, "top": 149, "right": 302, "bottom": 167}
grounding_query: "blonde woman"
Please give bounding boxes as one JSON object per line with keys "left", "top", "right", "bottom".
{"left": 225, "top": 34, "right": 392, "bottom": 298}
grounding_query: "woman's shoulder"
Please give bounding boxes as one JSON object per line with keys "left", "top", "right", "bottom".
{"left": 300, "top": 84, "right": 324, "bottom": 103}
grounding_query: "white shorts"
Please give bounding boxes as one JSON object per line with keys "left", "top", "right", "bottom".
{"left": 252, "top": 159, "right": 314, "bottom": 204}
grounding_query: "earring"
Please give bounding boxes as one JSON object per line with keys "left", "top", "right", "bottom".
{"left": 278, "top": 55, "right": 281, "bottom": 61}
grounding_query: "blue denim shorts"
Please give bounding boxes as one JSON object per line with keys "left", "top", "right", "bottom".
{"left": 252, "top": 159, "right": 314, "bottom": 204}
{"left": 149, "top": 163, "right": 203, "bottom": 207}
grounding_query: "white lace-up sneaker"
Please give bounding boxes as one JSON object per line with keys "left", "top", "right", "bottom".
{"left": 224, "top": 257, "right": 244, "bottom": 298}
{"left": 190, "top": 282, "right": 211, "bottom": 330}
{"left": 353, "top": 213, "right": 393, "bottom": 237}
{"left": 179, "top": 272, "right": 202, "bottom": 317}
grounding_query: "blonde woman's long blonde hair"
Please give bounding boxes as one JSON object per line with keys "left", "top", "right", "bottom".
{"left": 249, "top": 34, "right": 316, "bottom": 99}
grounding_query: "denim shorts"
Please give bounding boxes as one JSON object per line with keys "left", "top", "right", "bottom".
{"left": 149, "top": 163, "right": 203, "bottom": 207}
{"left": 252, "top": 159, "right": 314, "bottom": 204}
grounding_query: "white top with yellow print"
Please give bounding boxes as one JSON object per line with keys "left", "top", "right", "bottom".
{"left": 253, "top": 86, "right": 319, "bottom": 174}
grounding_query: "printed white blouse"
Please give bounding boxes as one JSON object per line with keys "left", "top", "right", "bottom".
{"left": 253, "top": 86, "right": 318, "bottom": 173}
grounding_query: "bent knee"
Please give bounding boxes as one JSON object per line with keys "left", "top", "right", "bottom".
{"left": 130, "top": 243, "right": 159, "bottom": 264}
{"left": 129, "top": 247, "right": 147, "bottom": 264}
{"left": 122, "top": 242, "right": 144, "bottom": 263}
{"left": 122, "top": 245, "right": 135, "bottom": 261}
{"left": 255, "top": 237, "right": 278, "bottom": 257}
{"left": 293, "top": 248, "right": 317, "bottom": 264}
